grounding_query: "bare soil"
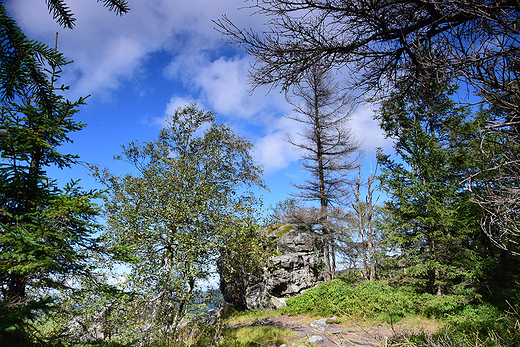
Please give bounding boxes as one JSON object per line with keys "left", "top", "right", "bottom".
{"left": 228, "top": 315, "right": 441, "bottom": 347}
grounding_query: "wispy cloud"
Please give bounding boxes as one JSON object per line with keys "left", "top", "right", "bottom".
{"left": 254, "top": 115, "right": 304, "bottom": 173}
{"left": 350, "top": 103, "right": 394, "bottom": 157}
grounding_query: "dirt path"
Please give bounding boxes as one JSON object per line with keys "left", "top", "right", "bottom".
{"left": 228, "top": 315, "right": 438, "bottom": 347}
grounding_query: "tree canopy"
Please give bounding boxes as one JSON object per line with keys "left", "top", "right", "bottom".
{"left": 376, "top": 78, "right": 494, "bottom": 295}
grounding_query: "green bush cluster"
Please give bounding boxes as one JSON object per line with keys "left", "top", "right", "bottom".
{"left": 390, "top": 303, "right": 520, "bottom": 347}
{"left": 280, "top": 279, "right": 419, "bottom": 321}
{"left": 280, "top": 279, "right": 509, "bottom": 324}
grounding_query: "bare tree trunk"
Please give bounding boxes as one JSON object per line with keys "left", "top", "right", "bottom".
{"left": 352, "top": 169, "right": 367, "bottom": 280}
{"left": 351, "top": 164, "right": 379, "bottom": 281}
{"left": 322, "top": 232, "right": 332, "bottom": 282}
{"left": 283, "top": 64, "right": 360, "bottom": 282}
{"left": 366, "top": 165, "right": 378, "bottom": 281}
{"left": 331, "top": 238, "right": 336, "bottom": 279}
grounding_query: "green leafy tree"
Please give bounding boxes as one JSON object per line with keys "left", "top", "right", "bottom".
{"left": 376, "top": 79, "right": 488, "bottom": 296}
{"left": 95, "top": 104, "right": 266, "bottom": 340}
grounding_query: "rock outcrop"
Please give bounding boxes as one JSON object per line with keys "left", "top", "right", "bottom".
{"left": 219, "top": 224, "right": 324, "bottom": 310}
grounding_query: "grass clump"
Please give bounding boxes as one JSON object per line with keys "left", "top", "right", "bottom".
{"left": 222, "top": 307, "right": 279, "bottom": 325}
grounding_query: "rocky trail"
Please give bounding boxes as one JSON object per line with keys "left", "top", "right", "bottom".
{"left": 227, "top": 315, "right": 439, "bottom": 347}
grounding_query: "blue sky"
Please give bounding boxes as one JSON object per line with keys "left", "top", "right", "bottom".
{"left": 5, "top": 0, "right": 393, "bottom": 211}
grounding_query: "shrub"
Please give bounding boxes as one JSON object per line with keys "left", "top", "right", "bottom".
{"left": 417, "top": 293, "right": 469, "bottom": 318}
{"left": 280, "top": 279, "right": 419, "bottom": 321}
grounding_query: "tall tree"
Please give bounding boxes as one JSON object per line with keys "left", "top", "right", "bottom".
{"left": 376, "top": 79, "right": 488, "bottom": 295}
{"left": 0, "top": 2, "right": 127, "bottom": 344}
{"left": 0, "top": 47, "right": 102, "bottom": 344}
{"left": 95, "top": 104, "right": 266, "bottom": 340}
{"left": 285, "top": 65, "right": 360, "bottom": 281}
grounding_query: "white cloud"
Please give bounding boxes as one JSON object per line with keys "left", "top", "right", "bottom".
{"left": 165, "top": 52, "right": 291, "bottom": 122}
{"left": 350, "top": 103, "right": 394, "bottom": 157}
{"left": 165, "top": 96, "right": 199, "bottom": 116}
{"left": 3, "top": 0, "right": 388, "bottom": 177}
{"left": 254, "top": 116, "right": 303, "bottom": 173}
{"left": 4, "top": 0, "right": 263, "bottom": 99}
{"left": 254, "top": 103, "right": 394, "bottom": 174}
{"left": 196, "top": 57, "right": 251, "bottom": 115}
{"left": 144, "top": 96, "right": 199, "bottom": 127}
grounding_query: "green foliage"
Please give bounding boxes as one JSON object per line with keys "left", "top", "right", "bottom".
{"left": 222, "top": 307, "right": 278, "bottom": 325}
{"left": 0, "top": 38, "right": 102, "bottom": 343}
{"left": 390, "top": 303, "right": 518, "bottom": 347}
{"left": 281, "top": 279, "right": 418, "bottom": 321}
{"left": 417, "top": 294, "right": 470, "bottom": 318}
{"left": 279, "top": 278, "right": 510, "bottom": 324}
{"left": 376, "top": 78, "right": 492, "bottom": 296}
{"left": 280, "top": 279, "right": 520, "bottom": 347}
{"left": 0, "top": 4, "right": 68, "bottom": 107}
{"left": 274, "top": 224, "right": 296, "bottom": 236}
{"left": 95, "top": 104, "right": 266, "bottom": 340}
{"left": 46, "top": 0, "right": 129, "bottom": 29}
{"left": 218, "top": 326, "right": 291, "bottom": 347}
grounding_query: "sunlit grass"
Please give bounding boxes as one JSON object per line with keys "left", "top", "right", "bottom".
{"left": 219, "top": 325, "right": 293, "bottom": 347}
{"left": 222, "top": 307, "right": 280, "bottom": 325}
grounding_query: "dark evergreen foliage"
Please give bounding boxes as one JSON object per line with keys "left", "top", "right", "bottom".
{"left": 44, "top": 0, "right": 129, "bottom": 29}
{"left": 376, "top": 79, "right": 492, "bottom": 296}
{"left": 0, "top": 3, "right": 112, "bottom": 344}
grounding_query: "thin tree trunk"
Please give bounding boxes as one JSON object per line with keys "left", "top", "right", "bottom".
{"left": 366, "top": 166, "right": 377, "bottom": 281}
{"left": 331, "top": 239, "right": 336, "bottom": 279}
{"left": 323, "top": 233, "right": 331, "bottom": 282}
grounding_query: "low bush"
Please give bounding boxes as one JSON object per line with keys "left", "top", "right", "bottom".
{"left": 280, "top": 279, "right": 419, "bottom": 321}
{"left": 417, "top": 293, "right": 470, "bottom": 317}
{"left": 389, "top": 302, "right": 520, "bottom": 347}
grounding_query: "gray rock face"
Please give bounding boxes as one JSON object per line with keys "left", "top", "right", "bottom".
{"left": 219, "top": 225, "right": 324, "bottom": 310}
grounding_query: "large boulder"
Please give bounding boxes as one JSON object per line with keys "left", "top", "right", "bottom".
{"left": 219, "top": 224, "right": 324, "bottom": 310}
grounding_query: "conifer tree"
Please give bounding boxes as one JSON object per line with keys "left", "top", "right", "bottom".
{"left": 0, "top": 50, "right": 103, "bottom": 345}
{"left": 376, "top": 79, "right": 487, "bottom": 295}
{"left": 0, "top": 2, "right": 126, "bottom": 344}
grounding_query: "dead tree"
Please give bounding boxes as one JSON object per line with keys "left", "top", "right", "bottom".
{"left": 285, "top": 64, "right": 360, "bottom": 280}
